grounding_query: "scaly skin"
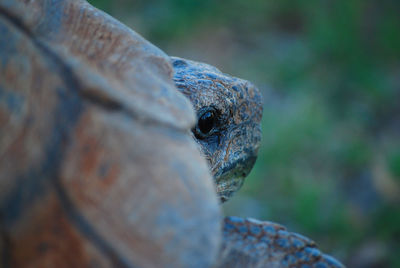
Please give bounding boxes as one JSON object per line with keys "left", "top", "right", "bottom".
{"left": 171, "top": 57, "right": 263, "bottom": 202}
{"left": 217, "top": 217, "right": 345, "bottom": 268}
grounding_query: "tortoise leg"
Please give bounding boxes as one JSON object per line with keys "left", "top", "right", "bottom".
{"left": 217, "top": 216, "right": 345, "bottom": 268}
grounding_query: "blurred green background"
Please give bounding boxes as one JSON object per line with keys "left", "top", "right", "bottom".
{"left": 89, "top": 0, "right": 400, "bottom": 267}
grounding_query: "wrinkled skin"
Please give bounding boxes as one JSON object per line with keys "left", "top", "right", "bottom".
{"left": 171, "top": 57, "right": 263, "bottom": 202}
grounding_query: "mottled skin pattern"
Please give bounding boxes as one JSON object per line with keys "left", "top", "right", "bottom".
{"left": 171, "top": 57, "right": 263, "bottom": 202}
{"left": 218, "top": 217, "right": 345, "bottom": 268}
{"left": 171, "top": 57, "right": 345, "bottom": 267}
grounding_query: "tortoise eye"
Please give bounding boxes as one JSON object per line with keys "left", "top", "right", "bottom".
{"left": 194, "top": 108, "right": 218, "bottom": 139}
{"left": 199, "top": 111, "right": 215, "bottom": 134}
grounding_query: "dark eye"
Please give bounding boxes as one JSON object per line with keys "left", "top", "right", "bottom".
{"left": 194, "top": 108, "right": 218, "bottom": 139}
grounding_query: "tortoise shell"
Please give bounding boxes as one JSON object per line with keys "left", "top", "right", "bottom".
{"left": 0, "top": 0, "right": 220, "bottom": 267}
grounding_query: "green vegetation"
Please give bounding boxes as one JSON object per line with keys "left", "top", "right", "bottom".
{"left": 89, "top": 0, "right": 400, "bottom": 266}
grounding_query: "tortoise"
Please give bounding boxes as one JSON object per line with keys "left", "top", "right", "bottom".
{"left": 0, "top": 0, "right": 344, "bottom": 267}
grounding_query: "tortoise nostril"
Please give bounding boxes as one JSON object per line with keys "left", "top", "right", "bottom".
{"left": 172, "top": 58, "right": 188, "bottom": 68}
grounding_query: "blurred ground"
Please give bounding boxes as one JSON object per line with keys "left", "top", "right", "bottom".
{"left": 89, "top": 1, "right": 400, "bottom": 267}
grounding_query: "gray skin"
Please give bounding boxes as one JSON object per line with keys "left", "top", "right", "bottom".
{"left": 171, "top": 57, "right": 263, "bottom": 202}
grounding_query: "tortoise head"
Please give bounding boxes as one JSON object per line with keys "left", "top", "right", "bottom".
{"left": 171, "top": 57, "right": 263, "bottom": 202}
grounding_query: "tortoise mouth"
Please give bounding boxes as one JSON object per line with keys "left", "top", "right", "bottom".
{"left": 213, "top": 156, "right": 257, "bottom": 202}
{"left": 216, "top": 175, "right": 245, "bottom": 203}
